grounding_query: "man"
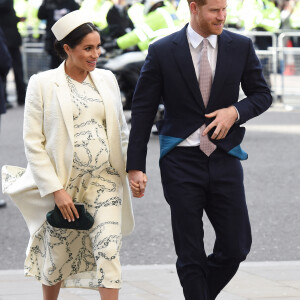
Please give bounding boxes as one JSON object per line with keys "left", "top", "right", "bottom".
{"left": 0, "top": 0, "right": 27, "bottom": 106}
{"left": 127, "top": 0, "right": 272, "bottom": 299}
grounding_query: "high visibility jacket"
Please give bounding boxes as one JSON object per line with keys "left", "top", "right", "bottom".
{"left": 27, "top": 1, "right": 41, "bottom": 39}
{"left": 225, "top": 0, "right": 243, "bottom": 27}
{"left": 14, "top": 0, "right": 41, "bottom": 38}
{"left": 289, "top": 1, "right": 300, "bottom": 29}
{"left": 128, "top": 2, "right": 145, "bottom": 26}
{"left": 81, "top": 0, "right": 113, "bottom": 29}
{"left": 117, "top": 5, "right": 180, "bottom": 51}
{"left": 255, "top": 0, "right": 281, "bottom": 32}
{"left": 240, "top": 0, "right": 258, "bottom": 31}
{"left": 241, "top": 0, "right": 280, "bottom": 32}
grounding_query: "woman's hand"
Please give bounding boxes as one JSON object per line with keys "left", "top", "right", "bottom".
{"left": 53, "top": 189, "right": 79, "bottom": 222}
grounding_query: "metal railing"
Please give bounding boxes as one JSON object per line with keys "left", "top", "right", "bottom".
{"left": 278, "top": 32, "right": 300, "bottom": 105}
{"left": 229, "top": 30, "right": 279, "bottom": 101}
{"left": 22, "top": 41, "right": 50, "bottom": 83}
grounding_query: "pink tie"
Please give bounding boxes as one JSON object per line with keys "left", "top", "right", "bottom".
{"left": 199, "top": 39, "right": 216, "bottom": 156}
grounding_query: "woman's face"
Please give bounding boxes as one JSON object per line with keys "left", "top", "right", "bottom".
{"left": 65, "top": 31, "right": 101, "bottom": 73}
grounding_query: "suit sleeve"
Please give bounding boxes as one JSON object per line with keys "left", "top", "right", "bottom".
{"left": 0, "top": 30, "right": 12, "bottom": 77}
{"left": 234, "top": 38, "right": 272, "bottom": 124}
{"left": 23, "top": 75, "right": 63, "bottom": 197}
{"left": 126, "top": 44, "right": 162, "bottom": 173}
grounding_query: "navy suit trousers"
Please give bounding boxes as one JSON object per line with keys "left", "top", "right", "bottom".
{"left": 159, "top": 147, "right": 252, "bottom": 300}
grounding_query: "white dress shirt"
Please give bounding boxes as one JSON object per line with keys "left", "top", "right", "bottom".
{"left": 178, "top": 24, "right": 239, "bottom": 147}
{"left": 178, "top": 24, "right": 218, "bottom": 147}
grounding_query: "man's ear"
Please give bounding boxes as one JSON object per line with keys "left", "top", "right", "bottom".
{"left": 190, "top": 2, "right": 198, "bottom": 14}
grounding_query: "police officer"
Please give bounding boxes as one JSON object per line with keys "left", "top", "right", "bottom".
{"left": 0, "top": 0, "right": 27, "bottom": 106}
{"left": 103, "top": 0, "right": 180, "bottom": 51}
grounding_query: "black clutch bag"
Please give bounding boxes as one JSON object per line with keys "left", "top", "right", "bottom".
{"left": 46, "top": 203, "right": 94, "bottom": 230}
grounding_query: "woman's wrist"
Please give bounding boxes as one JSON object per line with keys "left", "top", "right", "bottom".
{"left": 53, "top": 189, "right": 64, "bottom": 196}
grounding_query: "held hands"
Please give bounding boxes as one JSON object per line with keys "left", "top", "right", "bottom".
{"left": 203, "top": 106, "right": 238, "bottom": 140}
{"left": 53, "top": 189, "right": 79, "bottom": 222}
{"left": 128, "top": 170, "right": 148, "bottom": 198}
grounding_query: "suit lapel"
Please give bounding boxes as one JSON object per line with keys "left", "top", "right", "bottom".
{"left": 54, "top": 62, "right": 74, "bottom": 146}
{"left": 172, "top": 25, "right": 206, "bottom": 111}
{"left": 207, "top": 31, "right": 233, "bottom": 111}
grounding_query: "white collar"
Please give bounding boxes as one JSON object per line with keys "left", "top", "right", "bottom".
{"left": 187, "top": 23, "right": 217, "bottom": 49}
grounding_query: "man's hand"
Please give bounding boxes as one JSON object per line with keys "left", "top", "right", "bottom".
{"left": 53, "top": 189, "right": 79, "bottom": 222}
{"left": 128, "top": 170, "right": 147, "bottom": 198}
{"left": 202, "top": 106, "right": 238, "bottom": 140}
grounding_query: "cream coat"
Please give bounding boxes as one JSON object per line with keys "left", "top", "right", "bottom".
{"left": 2, "top": 63, "right": 134, "bottom": 244}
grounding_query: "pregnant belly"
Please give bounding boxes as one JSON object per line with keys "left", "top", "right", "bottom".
{"left": 73, "top": 139, "right": 110, "bottom": 173}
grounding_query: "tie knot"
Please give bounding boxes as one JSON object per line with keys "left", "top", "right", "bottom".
{"left": 202, "top": 38, "right": 209, "bottom": 48}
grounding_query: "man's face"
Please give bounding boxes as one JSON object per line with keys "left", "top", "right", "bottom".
{"left": 190, "top": 0, "right": 227, "bottom": 37}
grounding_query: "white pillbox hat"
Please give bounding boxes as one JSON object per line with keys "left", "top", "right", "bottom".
{"left": 51, "top": 10, "right": 92, "bottom": 41}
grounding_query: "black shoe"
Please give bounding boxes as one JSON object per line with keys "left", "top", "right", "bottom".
{"left": 0, "top": 199, "right": 7, "bottom": 208}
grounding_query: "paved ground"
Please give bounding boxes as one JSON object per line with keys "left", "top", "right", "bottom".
{"left": 0, "top": 262, "right": 300, "bottom": 300}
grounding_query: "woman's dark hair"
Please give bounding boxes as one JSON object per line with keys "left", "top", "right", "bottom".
{"left": 54, "top": 22, "right": 100, "bottom": 60}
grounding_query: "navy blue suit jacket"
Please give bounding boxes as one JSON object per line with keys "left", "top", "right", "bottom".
{"left": 127, "top": 25, "right": 272, "bottom": 172}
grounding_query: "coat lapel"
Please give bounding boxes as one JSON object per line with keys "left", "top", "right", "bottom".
{"left": 207, "top": 31, "right": 233, "bottom": 111}
{"left": 172, "top": 25, "right": 206, "bottom": 111}
{"left": 54, "top": 62, "right": 74, "bottom": 146}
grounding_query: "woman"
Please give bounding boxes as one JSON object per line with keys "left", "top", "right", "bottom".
{"left": 2, "top": 10, "right": 134, "bottom": 300}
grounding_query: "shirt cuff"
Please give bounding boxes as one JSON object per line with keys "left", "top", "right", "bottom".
{"left": 233, "top": 105, "right": 240, "bottom": 123}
